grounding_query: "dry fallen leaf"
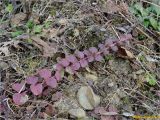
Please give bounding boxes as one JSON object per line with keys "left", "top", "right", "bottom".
{"left": 31, "top": 36, "right": 57, "bottom": 57}
{"left": 119, "top": 2, "right": 130, "bottom": 14}
{"left": 118, "top": 47, "right": 135, "bottom": 59}
{"left": 68, "top": 108, "right": 86, "bottom": 118}
{"left": 59, "top": 18, "right": 68, "bottom": 25}
{"left": 45, "top": 105, "right": 57, "bottom": 116}
{"left": 94, "top": 106, "right": 118, "bottom": 118}
{"left": 30, "top": 12, "right": 40, "bottom": 24}
{"left": 101, "top": 115, "right": 115, "bottom": 120}
{"left": 77, "top": 86, "right": 100, "bottom": 110}
{"left": 103, "top": 0, "right": 120, "bottom": 14}
{"left": 11, "top": 12, "right": 27, "bottom": 25}
{"left": 85, "top": 73, "right": 98, "bottom": 82}
{"left": 57, "top": 119, "right": 69, "bottom": 120}
{"left": 43, "top": 28, "right": 58, "bottom": 38}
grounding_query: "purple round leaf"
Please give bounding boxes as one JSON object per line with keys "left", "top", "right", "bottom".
{"left": 89, "top": 47, "right": 98, "bottom": 54}
{"left": 79, "top": 59, "right": 88, "bottom": 68}
{"left": 12, "top": 81, "right": 25, "bottom": 92}
{"left": 75, "top": 51, "right": 84, "bottom": 59}
{"left": 39, "top": 69, "right": 51, "bottom": 79}
{"left": 55, "top": 71, "right": 62, "bottom": 81}
{"left": 105, "top": 39, "right": 114, "bottom": 46}
{"left": 98, "top": 43, "right": 105, "bottom": 50}
{"left": 13, "top": 93, "right": 28, "bottom": 105}
{"left": 30, "top": 83, "right": 43, "bottom": 96}
{"left": 83, "top": 50, "right": 90, "bottom": 56}
{"left": 45, "top": 77, "right": 57, "bottom": 88}
{"left": 71, "top": 62, "right": 80, "bottom": 71}
{"left": 102, "top": 49, "right": 109, "bottom": 55}
{"left": 87, "top": 55, "right": 94, "bottom": 62}
{"left": 66, "top": 55, "right": 77, "bottom": 63}
{"left": 95, "top": 54, "right": 103, "bottom": 61}
{"left": 26, "top": 76, "right": 38, "bottom": 85}
{"left": 59, "top": 58, "right": 70, "bottom": 67}
{"left": 111, "top": 46, "right": 118, "bottom": 52}
{"left": 55, "top": 64, "right": 63, "bottom": 71}
{"left": 0, "top": 104, "right": 5, "bottom": 112}
{"left": 119, "top": 34, "right": 132, "bottom": 42}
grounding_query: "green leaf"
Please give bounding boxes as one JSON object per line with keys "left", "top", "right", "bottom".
{"left": 44, "top": 21, "right": 51, "bottom": 28}
{"left": 26, "top": 20, "right": 34, "bottom": 29}
{"left": 158, "top": 22, "right": 160, "bottom": 31}
{"left": 134, "top": 3, "right": 143, "bottom": 11}
{"left": 27, "top": 39, "right": 33, "bottom": 44}
{"left": 11, "top": 30, "right": 23, "bottom": 37}
{"left": 33, "top": 25, "right": 42, "bottom": 34}
{"left": 6, "top": 4, "right": 13, "bottom": 13}
{"left": 143, "top": 19, "right": 150, "bottom": 27}
{"left": 129, "top": 7, "right": 138, "bottom": 15}
{"left": 149, "top": 17, "right": 158, "bottom": 29}
{"left": 138, "top": 15, "right": 144, "bottom": 22}
{"left": 145, "top": 73, "right": 156, "bottom": 86}
{"left": 146, "top": 6, "right": 152, "bottom": 13}
{"left": 134, "top": 3, "right": 148, "bottom": 16}
{"left": 151, "top": 5, "right": 160, "bottom": 16}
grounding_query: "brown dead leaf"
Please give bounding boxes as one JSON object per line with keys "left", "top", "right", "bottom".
{"left": 118, "top": 47, "right": 135, "bottom": 59}
{"left": 26, "top": 105, "right": 34, "bottom": 113}
{"left": 103, "top": 0, "right": 120, "bottom": 14}
{"left": 43, "top": 28, "right": 58, "bottom": 38}
{"left": 45, "top": 105, "right": 56, "bottom": 116}
{"left": 94, "top": 106, "right": 118, "bottom": 120}
{"left": 94, "top": 106, "right": 118, "bottom": 116}
{"left": 59, "top": 18, "right": 68, "bottom": 25}
{"left": 51, "top": 91, "right": 63, "bottom": 101}
{"left": 94, "top": 107, "right": 107, "bottom": 114}
{"left": 85, "top": 73, "right": 98, "bottom": 82}
{"left": 31, "top": 36, "right": 57, "bottom": 57}
{"left": 119, "top": 2, "right": 130, "bottom": 14}
{"left": 101, "top": 116, "right": 115, "bottom": 120}
{"left": 30, "top": 12, "right": 40, "bottom": 24}
{"left": 11, "top": 12, "right": 27, "bottom": 25}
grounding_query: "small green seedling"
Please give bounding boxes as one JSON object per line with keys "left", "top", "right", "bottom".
{"left": 26, "top": 20, "right": 35, "bottom": 29}
{"left": 6, "top": 4, "right": 13, "bottom": 13}
{"left": 33, "top": 25, "right": 42, "bottom": 34}
{"left": 145, "top": 73, "right": 157, "bottom": 86}
{"left": 11, "top": 30, "right": 23, "bottom": 38}
{"left": 44, "top": 21, "right": 52, "bottom": 28}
